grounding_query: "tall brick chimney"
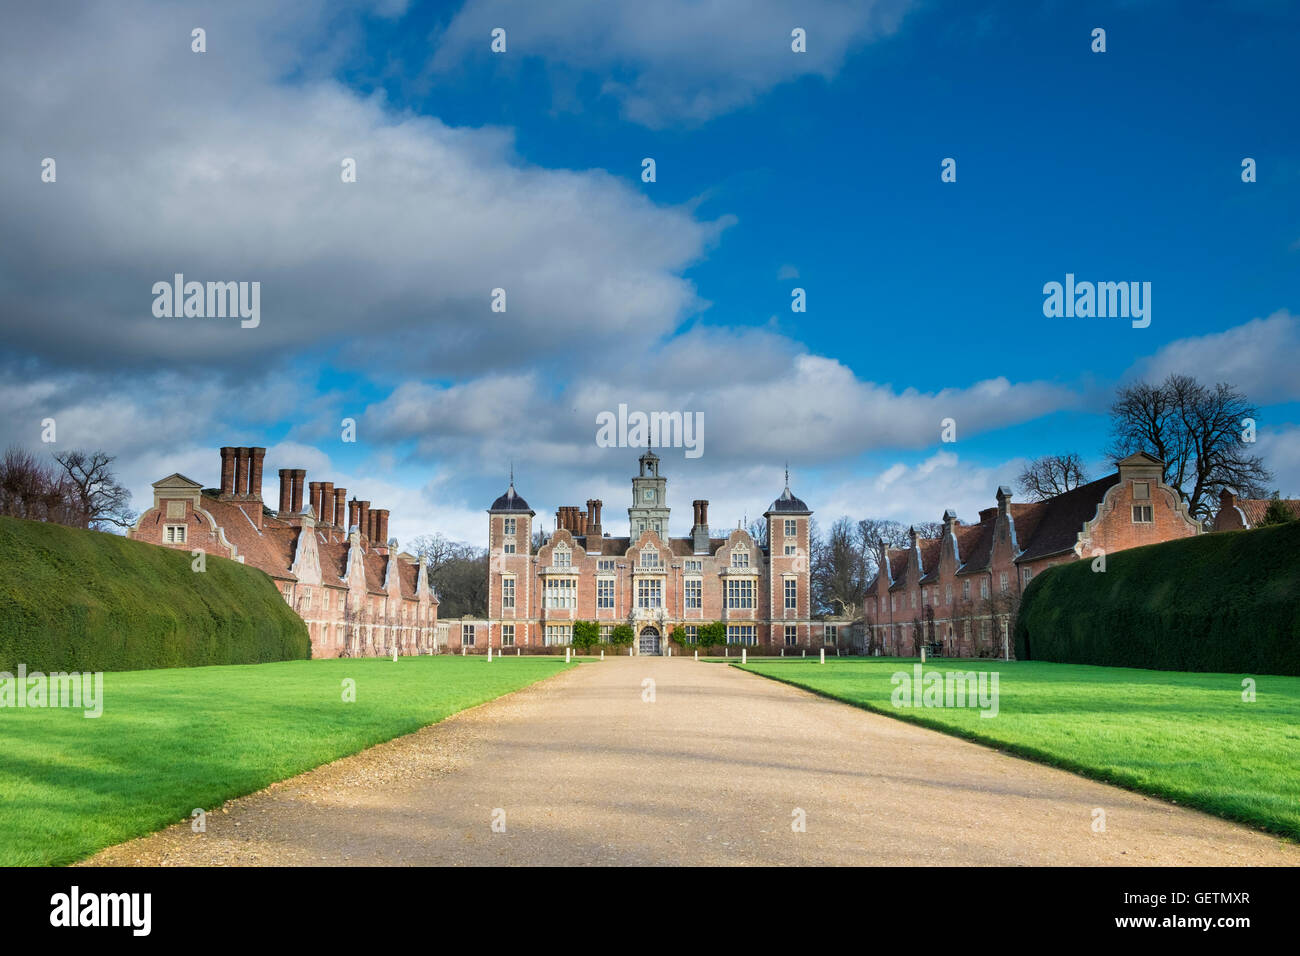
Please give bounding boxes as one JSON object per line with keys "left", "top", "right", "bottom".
{"left": 278, "top": 469, "right": 292, "bottom": 513}
{"left": 374, "top": 510, "right": 390, "bottom": 548}
{"left": 692, "top": 499, "right": 710, "bottom": 554}
{"left": 357, "top": 500, "right": 371, "bottom": 541}
{"left": 366, "top": 509, "right": 377, "bottom": 542}
{"left": 347, "top": 498, "right": 360, "bottom": 533}
{"left": 308, "top": 481, "right": 322, "bottom": 520}
{"left": 290, "top": 469, "right": 306, "bottom": 514}
{"left": 248, "top": 448, "right": 265, "bottom": 500}
{"left": 586, "top": 499, "right": 603, "bottom": 539}
{"left": 334, "top": 488, "right": 347, "bottom": 530}
{"left": 577, "top": 509, "right": 588, "bottom": 536}
{"left": 320, "top": 482, "right": 335, "bottom": 526}
{"left": 219, "top": 447, "right": 236, "bottom": 497}
{"left": 234, "top": 447, "right": 251, "bottom": 497}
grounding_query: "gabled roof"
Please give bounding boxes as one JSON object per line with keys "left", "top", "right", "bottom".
{"left": 1234, "top": 497, "right": 1300, "bottom": 527}
{"left": 152, "top": 472, "right": 203, "bottom": 490}
{"left": 1015, "top": 473, "right": 1121, "bottom": 562}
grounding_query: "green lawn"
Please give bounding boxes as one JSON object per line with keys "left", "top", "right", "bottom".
{"left": 737, "top": 658, "right": 1300, "bottom": 840}
{"left": 0, "top": 655, "right": 572, "bottom": 866}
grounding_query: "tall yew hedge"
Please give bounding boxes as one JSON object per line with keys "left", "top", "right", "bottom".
{"left": 1014, "top": 521, "right": 1300, "bottom": 674}
{"left": 0, "top": 516, "right": 310, "bottom": 672}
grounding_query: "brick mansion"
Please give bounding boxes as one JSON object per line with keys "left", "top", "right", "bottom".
{"left": 481, "top": 451, "right": 814, "bottom": 655}
{"left": 130, "top": 447, "right": 437, "bottom": 658}
{"left": 127, "top": 445, "right": 1257, "bottom": 661}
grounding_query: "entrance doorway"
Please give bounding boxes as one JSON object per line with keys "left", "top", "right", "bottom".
{"left": 638, "top": 626, "right": 661, "bottom": 656}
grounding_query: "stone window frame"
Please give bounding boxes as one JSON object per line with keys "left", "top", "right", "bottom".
{"left": 684, "top": 577, "right": 702, "bottom": 609}
{"left": 501, "top": 624, "right": 515, "bottom": 646}
{"left": 725, "top": 577, "right": 755, "bottom": 609}
{"left": 1132, "top": 504, "right": 1154, "bottom": 523}
{"left": 783, "top": 577, "right": 797, "bottom": 610}
{"left": 501, "top": 575, "right": 515, "bottom": 610}
{"left": 596, "top": 576, "right": 616, "bottom": 609}
{"left": 164, "top": 524, "right": 187, "bottom": 543}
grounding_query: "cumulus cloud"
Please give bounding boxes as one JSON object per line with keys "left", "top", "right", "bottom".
{"left": 0, "top": 1, "right": 724, "bottom": 378}
{"left": 1127, "top": 309, "right": 1300, "bottom": 404}
{"left": 431, "top": 0, "right": 914, "bottom": 126}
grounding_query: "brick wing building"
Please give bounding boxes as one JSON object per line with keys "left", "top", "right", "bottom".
{"left": 1212, "top": 489, "right": 1300, "bottom": 530}
{"left": 864, "top": 452, "right": 1202, "bottom": 657}
{"left": 480, "top": 452, "right": 813, "bottom": 654}
{"left": 130, "top": 447, "right": 437, "bottom": 658}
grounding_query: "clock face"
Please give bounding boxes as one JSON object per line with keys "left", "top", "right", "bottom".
{"left": 644, "top": 490, "right": 654, "bottom": 501}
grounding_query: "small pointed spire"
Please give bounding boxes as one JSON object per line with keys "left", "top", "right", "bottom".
{"left": 784, "top": 461, "right": 790, "bottom": 490}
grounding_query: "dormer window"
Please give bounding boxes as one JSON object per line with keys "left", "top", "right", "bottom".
{"left": 554, "top": 545, "right": 571, "bottom": 567}
{"left": 640, "top": 550, "right": 660, "bottom": 568}
{"left": 731, "top": 549, "right": 749, "bottom": 569}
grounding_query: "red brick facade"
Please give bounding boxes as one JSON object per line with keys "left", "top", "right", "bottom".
{"left": 129, "top": 447, "right": 438, "bottom": 658}
{"left": 477, "top": 453, "right": 814, "bottom": 654}
{"left": 863, "top": 452, "right": 1202, "bottom": 657}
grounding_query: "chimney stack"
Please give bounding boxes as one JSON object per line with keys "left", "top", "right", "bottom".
{"left": 586, "top": 499, "right": 603, "bottom": 539}
{"left": 290, "top": 469, "right": 306, "bottom": 514}
{"left": 334, "top": 488, "right": 347, "bottom": 530}
{"left": 358, "top": 500, "right": 371, "bottom": 541}
{"left": 248, "top": 448, "right": 265, "bottom": 500}
{"left": 692, "top": 499, "right": 710, "bottom": 554}
{"left": 278, "top": 469, "right": 292, "bottom": 513}
{"left": 366, "top": 509, "right": 377, "bottom": 542}
{"left": 347, "top": 498, "right": 360, "bottom": 533}
{"left": 320, "top": 482, "right": 335, "bottom": 527}
{"left": 375, "top": 510, "right": 390, "bottom": 548}
{"left": 309, "top": 481, "right": 322, "bottom": 520}
{"left": 220, "top": 447, "right": 236, "bottom": 497}
{"left": 234, "top": 447, "right": 251, "bottom": 496}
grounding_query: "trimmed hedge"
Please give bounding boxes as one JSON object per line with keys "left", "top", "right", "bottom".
{"left": 0, "top": 516, "right": 310, "bottom": 672}
{"left": 1014, "top": 521, "right": 1300, "bottom": 674}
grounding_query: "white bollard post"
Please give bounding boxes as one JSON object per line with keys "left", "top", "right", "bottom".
{"left": 487, "top": 646, "right": 493, "bottom": 662}
{"left": 392, "top": 647, "right": 397, "bottom": 663}
{"left": 461, "top": 645, "right": 466, "bottom": 657}
{"left": 820, "top": 647, "right": 825, "bottom": 664}
{"left": 741, "top": 648, "right": 747, "bottom": 664}
{"left": 517, "top": 647, "right": 520, "bottom": 656}
{"left": 921, "top": 645, "right": 927, "bottom": 664}
{"left": 802, "top": 649, "right": 806, "bottom": 658}
{"left": 694, "top": 650, "right": 698, "bottom": 662}
{"left": 600, "top": 649, "right": 605, "bottom": 661}
{"left": 565, "top": 647, "right": 571, "bottom": 663}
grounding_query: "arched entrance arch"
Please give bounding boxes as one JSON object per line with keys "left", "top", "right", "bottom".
{"left": 638, "top": 626, "right": 661, "bottom": 656}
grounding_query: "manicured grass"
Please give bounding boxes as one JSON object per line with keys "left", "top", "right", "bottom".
{"left": 737, "top": 658, "right": 1300, "bottom": 840}
{"left": 0, "top": 655, "right": 573, "bottom": 866}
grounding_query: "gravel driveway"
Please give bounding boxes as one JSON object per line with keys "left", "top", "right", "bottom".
{"left": 81, "top": 657, "right": 1300, "bottom": 866}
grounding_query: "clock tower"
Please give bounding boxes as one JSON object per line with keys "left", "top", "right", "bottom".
{"left": 629, "top": 451, "right": 670, "bottom": 537}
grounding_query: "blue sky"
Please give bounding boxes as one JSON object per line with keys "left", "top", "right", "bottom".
{"left": 2, "top": 0, "right": 1297, "bottom": 545}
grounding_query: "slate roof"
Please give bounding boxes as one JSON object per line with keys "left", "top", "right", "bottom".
{"left": 489, "top": 483, "right": 533, "bottom": 513}
{"left": 1013, "top": 473, "right": 1121, "bottom": 561}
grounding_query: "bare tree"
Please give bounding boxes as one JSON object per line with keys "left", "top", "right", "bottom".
{"left": 746, "top": 517, "right": 769, "bottom": 547}
{"left": 1108, "top": 374, "right": 1271, "bottom": 519}
{"left": 1017, "top": 453, "right": 1089, "bottom": 501}
{"left": 812, "top": 516, "right": 867, "bottom": 614}
{"left": 52, "top": 450, "right": 136, "bottom": 530}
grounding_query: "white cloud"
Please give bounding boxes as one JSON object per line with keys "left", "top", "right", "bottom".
{"left": 432, "top": 0, "right": 914, "bottom": 126}
{"left": 1128, "top": 309, "right": 1300, "bottom": 404}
